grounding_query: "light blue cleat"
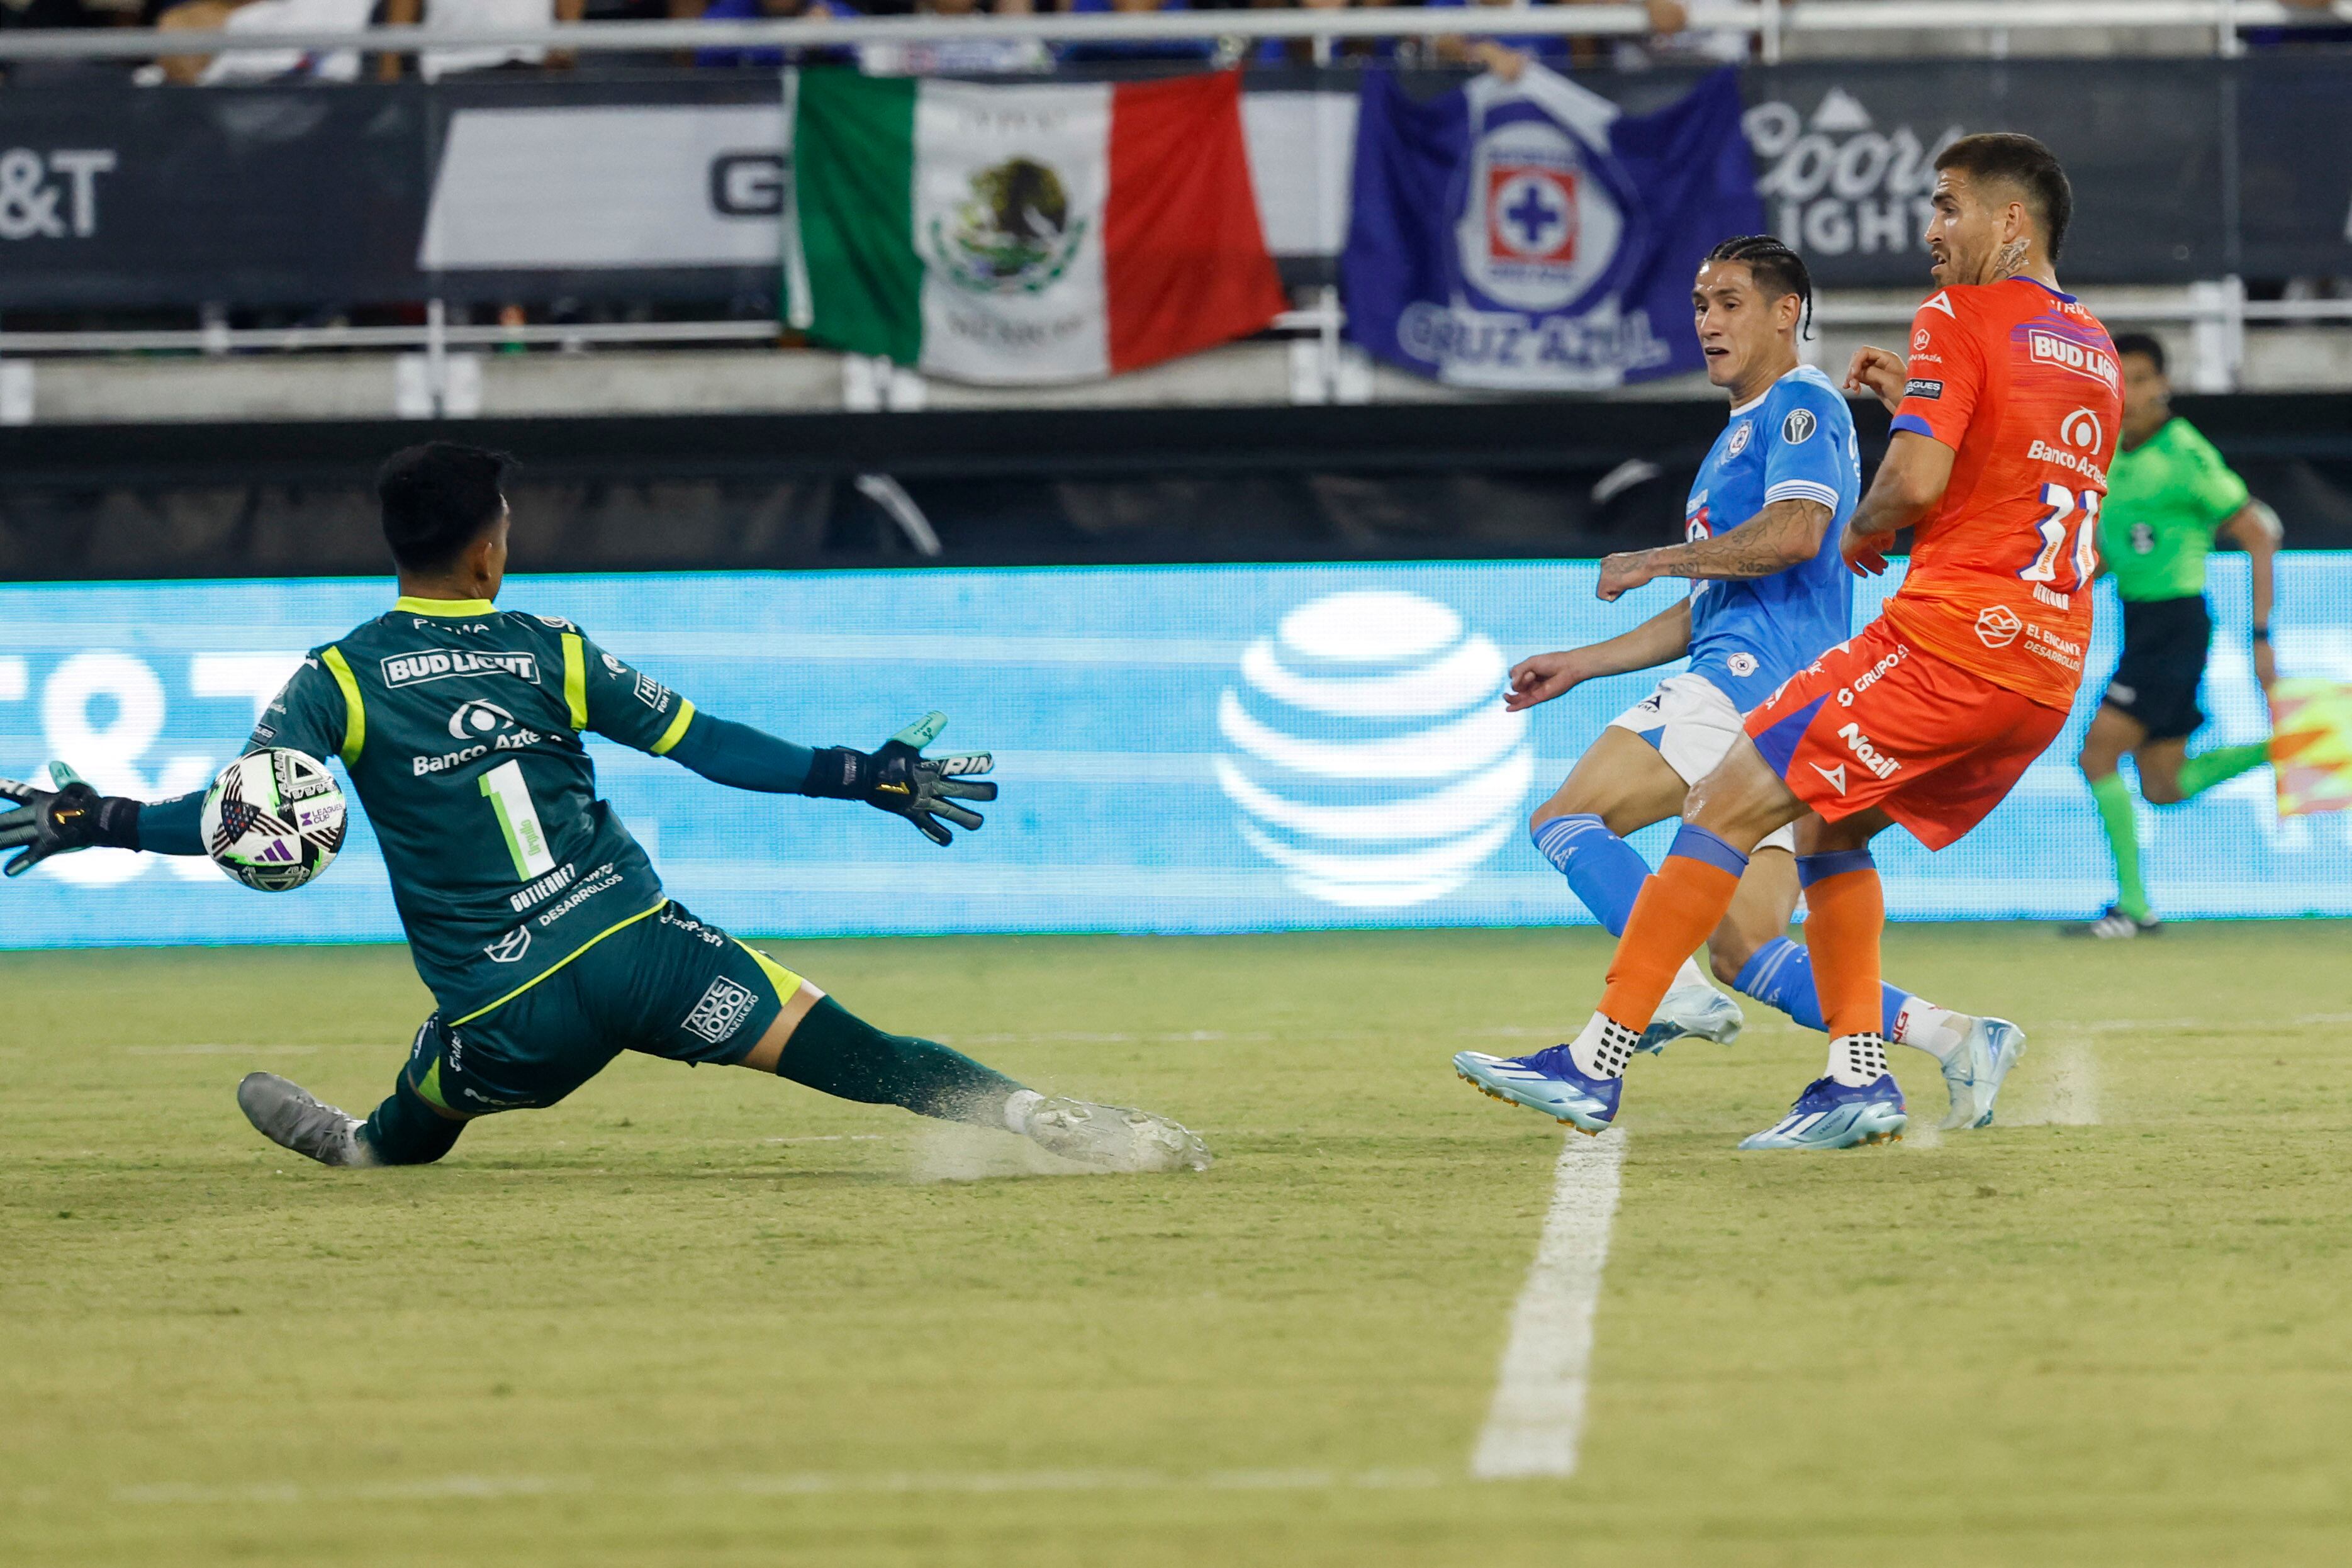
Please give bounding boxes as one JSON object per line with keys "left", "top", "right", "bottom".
{"left": 1937, "top": 1015, "right": 2027, "bottom": 1131}
{"left": 1737, "top": 1074, "right": 1907, "bottom": 1150}
{"left": 1638, "top": 975, "right": 1745, "bottom": 1055}
{"left": 1454, "top": 1045, "right": 1623, "bottom": 1135}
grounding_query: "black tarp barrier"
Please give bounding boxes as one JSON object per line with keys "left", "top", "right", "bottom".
{"left": 3, "top": 395, "right": 2347, "bottom": 579}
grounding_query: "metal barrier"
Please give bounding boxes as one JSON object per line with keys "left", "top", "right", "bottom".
{"left": 0, "top": 3, "right": 2344, "bottom": 65}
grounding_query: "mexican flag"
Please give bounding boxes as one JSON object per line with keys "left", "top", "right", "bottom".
{"left": 786, "top": 69, "right": 1289, "bottom": 385}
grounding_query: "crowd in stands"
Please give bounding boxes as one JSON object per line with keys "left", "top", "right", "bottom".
{"left": 2, "top": 0, "right": 2346, "bottom": 85}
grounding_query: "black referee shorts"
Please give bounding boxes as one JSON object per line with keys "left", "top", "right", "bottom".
{"left": 2100, "top": 595, "right": 2211, "bottom": 742}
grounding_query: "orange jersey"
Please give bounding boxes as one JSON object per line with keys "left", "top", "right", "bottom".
{"left": 1883, "top": 278, "right": 2123, "bottom": 710}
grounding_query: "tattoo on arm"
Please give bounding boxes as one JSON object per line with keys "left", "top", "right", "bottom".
{"left": 1636, "top": 500, "right": 1832, "bottom": 582}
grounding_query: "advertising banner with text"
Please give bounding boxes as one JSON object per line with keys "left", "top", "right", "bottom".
{"left": 1, "top": 557, "right": 2344, "bottom": 953}
{"left": 0, "top": 57, "right": 2344, "bottom": 310}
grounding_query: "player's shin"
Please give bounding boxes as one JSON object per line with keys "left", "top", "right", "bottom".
{"left": 1730, "top": 936, "right": 1941, "bottom": 1056}
{"left": 1535, "top": 812, "right": 1714, "bottom": 1025}
{"left": 1588, "top": 824, "right": 1747, "bottom": 1077}
{"left": 359, "top": 1076, "right": 467, "bottom": 1167}
{"left": 2088, "top": 773, "right": 2153, "bottom": 922}
{"left": 1795, "top": 851, "right": 1890, "bottom": 1085}
{"left": 775, "top": 997, "right": 1022, "bottom": 1127}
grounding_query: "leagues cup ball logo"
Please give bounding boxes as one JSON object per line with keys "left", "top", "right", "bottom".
{"left": 1218, "top": 591, "right": 1533, "bottom": 909}
{"left": 926, "top": 156, "right": 1087, "bottom": 297}
{"left": 1460, "top": 120, "right": 1621, "bottom": 313}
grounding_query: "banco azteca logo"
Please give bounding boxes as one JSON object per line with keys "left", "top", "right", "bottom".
{"left": 927, "top": 157, "right": 1085, "bottom": 296}
{"left": 1218, "top": 590, "right": 1532, "bottom": 909}
{"left": 2061, "top": 407, "right": 2103, "bottom": 451}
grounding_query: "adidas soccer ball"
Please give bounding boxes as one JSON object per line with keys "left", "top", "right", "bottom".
{"left": 201, "top": 748, "right": 347, "bottom": 892}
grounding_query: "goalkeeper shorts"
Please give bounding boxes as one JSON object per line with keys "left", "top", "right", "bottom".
{"left": 401, "top": 901, "right": 807, "bottom": 1116}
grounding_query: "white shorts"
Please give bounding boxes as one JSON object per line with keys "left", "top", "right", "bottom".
{"left": 1607, "top": 672, "right": 1798, "bottom": 855}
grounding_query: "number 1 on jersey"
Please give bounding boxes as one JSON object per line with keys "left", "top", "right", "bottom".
{"left": 480, "top": 759, "right": 556, "bottom": 880}
{"left": 2021, "top": 483, "right": 2101, "bottom": 593}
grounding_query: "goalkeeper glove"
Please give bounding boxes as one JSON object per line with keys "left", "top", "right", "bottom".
{"left": 804, "top": 712, "right": 996, "bottom": 848}
{"left": 0, "top": 762, "right": 142, "bottom": 878}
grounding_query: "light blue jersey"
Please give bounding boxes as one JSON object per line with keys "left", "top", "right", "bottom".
{"left": 1683, "top": 364, "right": 1861, "bottom": 711}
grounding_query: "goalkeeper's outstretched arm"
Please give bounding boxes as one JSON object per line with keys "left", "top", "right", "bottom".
{"left": 656, "top": 709, "right": 996, "bottom": 848}
{"left": 0, "top": 765, "right": 206, "bottom": 877}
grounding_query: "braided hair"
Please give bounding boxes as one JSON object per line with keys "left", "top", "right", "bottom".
{"left": 1703, "top": 235, "right": 1813, "bottom": 340}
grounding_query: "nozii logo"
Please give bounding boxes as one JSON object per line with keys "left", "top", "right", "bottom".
{"left": 383, "top": 650, "right": 538, "bottom": 688}
{"left": 1218, "top": 591, "right": 1532, "bottom": 909}
{"left": 2027, "top": 331, "right": 2120, "bottom": 390}
{"left": 1837, "top": 721, "right": 1901, "bottom": 778}
{"left": 1976, "top": 605, "right": 2024, "bottom": 648}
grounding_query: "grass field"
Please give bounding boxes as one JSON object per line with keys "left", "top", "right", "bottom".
{"left": 5, "top": 922, "right": 2351, "bottom": 1567}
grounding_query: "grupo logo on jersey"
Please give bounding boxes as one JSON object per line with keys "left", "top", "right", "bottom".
{"left": 1744, "top": 89, "right": 1959, "bottom": 259}
{"left": 1217, "top": 591, "right": 1532, "bottom": 909}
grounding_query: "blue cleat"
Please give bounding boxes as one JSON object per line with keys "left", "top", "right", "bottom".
{"left": 1737, "top": 1074, "right": 1907, "bottom": 1150}
{"left": 1454, "top": 1045, "right": 1623, "bottom": 1135}
{"left": 1937, "top": 1015, "right": 2027, "bottom": 1131}
{"left": 1638, "top": 975, "right": 1745, "bottom": 1055}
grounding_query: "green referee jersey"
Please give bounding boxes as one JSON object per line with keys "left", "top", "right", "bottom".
{"left": 250, "top": 596, "right": 698, "bottom": 1025}
{"left": 2098, "top": 416, "right": 2249, "bottom": 603}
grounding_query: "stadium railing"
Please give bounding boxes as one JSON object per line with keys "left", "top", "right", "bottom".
{"left": 0, "top": 3, "right": 2344, "bottom": 66}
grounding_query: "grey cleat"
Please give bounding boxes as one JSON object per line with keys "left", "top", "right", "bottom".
{"left": 1016, "top": 1094, "right": 1212, "bottom": 1174}
{"left": 237, "top": 1072, "right": 379, "bottom": 1168}
{"left": 1937, "top": 1016, "right": 2029, "bottom": 1131}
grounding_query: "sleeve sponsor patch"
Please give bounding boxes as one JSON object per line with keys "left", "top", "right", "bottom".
{"left": 1781, "top": 407, "right": 1818, "bottom": 444}
{"left": 1905, "top": 378, "right": 1944, "bottom": 400}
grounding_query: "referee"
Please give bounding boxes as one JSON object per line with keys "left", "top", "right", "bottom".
{"left": 2071, "top": 334, "right": 2281, "bottom": 939}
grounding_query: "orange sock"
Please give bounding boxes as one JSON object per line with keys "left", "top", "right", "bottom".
{"left": 1598, "top": 826, "right": 1747, "bottom": 1031}
{"left": 1799, "top": 863, "right": 1885, "bottom": 1040}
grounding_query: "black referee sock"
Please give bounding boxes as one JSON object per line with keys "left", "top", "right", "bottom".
{"left": 358, "top": 1075, "right": 468, "bottom": 1167}
{"left": 776, "top": 997, "right": 1024, "bottom": 1128}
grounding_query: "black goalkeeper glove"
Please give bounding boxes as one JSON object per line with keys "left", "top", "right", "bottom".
{"left": 0, "top": 762, "right": 143, "bottom": 878}
{"left": 804, "top": 712, "right": 997, "bottom": 848}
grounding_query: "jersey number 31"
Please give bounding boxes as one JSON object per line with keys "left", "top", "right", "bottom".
{"left": 2019, "top": 483, "right": 2100, "bottom": 593}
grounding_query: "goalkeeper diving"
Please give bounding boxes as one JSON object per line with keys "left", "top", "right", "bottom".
{"left": 0, "top": 443, "right": 1210, "bottom": 1175}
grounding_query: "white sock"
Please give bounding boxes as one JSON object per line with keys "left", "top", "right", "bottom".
{"left": 1003, "top": 1089, "right": 1044, "bottom": 1134}
{"left": 1567, "top": 1012, "right": 1640, "bottom": 1080}
{"left": 1891, "top": 998, "right": 1969, "bottom": 1063}
{"left": 1826, "top": 1032, "right": 1890, "bottom": 1087}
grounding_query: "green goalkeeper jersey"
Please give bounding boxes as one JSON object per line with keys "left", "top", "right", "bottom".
{"left": 2098, "top": 416, "right": 2249, "bottom": 603}
{"left": 252, "top": 596, "right": 698, "bottom": 1025}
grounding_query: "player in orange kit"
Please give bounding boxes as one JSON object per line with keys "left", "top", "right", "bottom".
{"left": 1481, "top": 132, "right": 2120, "bottom": 1148}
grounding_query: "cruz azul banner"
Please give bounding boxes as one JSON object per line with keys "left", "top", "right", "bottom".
{"left": 785, "top": 69, "right": 1288, "bottom": 385}
{"left": 1340, "top": 65, "right": 1761, "bottom": 391}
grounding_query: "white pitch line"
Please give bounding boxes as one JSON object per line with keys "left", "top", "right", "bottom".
{"left": 95, "top": 1467, "right": 1443, "bottom": 1508}
{"left": 1470, "top": 1129, "right": 1628, "bottom": 1481}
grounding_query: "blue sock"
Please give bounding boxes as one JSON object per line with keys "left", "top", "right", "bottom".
{"left": 1530, "top": 813, "right": 1650, "bottom": 937}
{"left": 1732, "top": 936, "right": 1912, "bottom": 1038}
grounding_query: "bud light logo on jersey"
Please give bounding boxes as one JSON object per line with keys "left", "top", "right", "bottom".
{"left": 2027, "top": 331, "right": 2120, "bottom": 390}
{"left": 381, "top": 650, "right": 538, "bottom": 688}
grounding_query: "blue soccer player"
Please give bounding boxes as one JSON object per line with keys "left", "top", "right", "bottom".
{"left": 0, "top": 444, "right": 1210, "bottom": 1175}
{"left": 1454, "top": 237, "right": 2024, "bottom": 1135}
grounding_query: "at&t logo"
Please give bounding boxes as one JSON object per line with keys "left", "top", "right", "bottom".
{"left": 1217, "top": 591, "right": 1532, "bottom": 909}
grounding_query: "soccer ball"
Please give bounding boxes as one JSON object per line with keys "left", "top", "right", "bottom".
{"left": 201, "top": 748, "right": 347, "bottom": 892}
